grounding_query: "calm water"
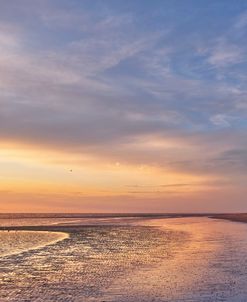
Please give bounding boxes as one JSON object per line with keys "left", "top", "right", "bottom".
{"left": 0, "top": 216, "right": 247, "bottom": 301}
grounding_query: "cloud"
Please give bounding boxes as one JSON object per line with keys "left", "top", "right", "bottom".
{"left": 234, "top": 11, "right": 247, "bottom": 29}
{"left": 206, "top": 39, "right": 243, "bottom": 68}
{"left": 213, "top": 148, "right": 247, "bottom": 173}
{"left": 0, "top": 0, "right": 247, "bottom": 200}
{"left": 208, "top": 48, "right": 242, "bottom": 68}
{"left": 210, "top": 114, "right": 232, "bottom": 128}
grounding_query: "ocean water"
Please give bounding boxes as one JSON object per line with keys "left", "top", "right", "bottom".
{"left": 0, "top": 230, "right": 68, "bottom": 257}
{"left": 0, "top": 215, "right": 247, "bottom": 301}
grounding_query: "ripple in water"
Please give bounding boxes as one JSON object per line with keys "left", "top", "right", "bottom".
{"left": 0, "top": 231, "right": 69, "bottom": 257}
{"left": 1, "top": 218, "right": 247, "bottom": 301}
{"left": 0, "top": 225, "right": 186, "bottom": 301}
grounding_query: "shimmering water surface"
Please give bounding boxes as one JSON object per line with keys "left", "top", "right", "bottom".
{"left": 0, "top": 231, "right": 68, "bottom": 257}
{"left": 0, "top": 216, "right": 247, "bottom": 301}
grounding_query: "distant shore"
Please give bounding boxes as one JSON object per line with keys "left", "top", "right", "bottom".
{"left": 210, "top": 213, "right": 247, "bottom": 223}
{"left": 1, "top": 213, "right": 247, "bottom": 231}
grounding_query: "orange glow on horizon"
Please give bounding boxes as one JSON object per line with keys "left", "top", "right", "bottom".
{"left": 0, "top": 140, "right": 227, "bottom": 212}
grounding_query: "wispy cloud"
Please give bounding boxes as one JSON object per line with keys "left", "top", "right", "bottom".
{"left": 210, "top": 114, "right": 233, "bottom": 128}
{"left": 234, "top": 11, "right": 247, "bottom": 29}
{"left": 207, "top": 39, "right": 243, "bottom": 68}
{"left": 1, "top": 1, "right": 247, "bottom": 211}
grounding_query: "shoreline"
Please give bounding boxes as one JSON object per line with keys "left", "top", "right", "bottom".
{"left": 0, "top": 213, "right": 247, "bottom": 232}
{"left": 0, "top": 230, "right": 69, "bottom": 258}
{"left": 210, "top": 213, "right": 247, "bottom": 223}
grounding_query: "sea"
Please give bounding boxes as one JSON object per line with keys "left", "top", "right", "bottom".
{"left": 1, "top": 214, "right": 247, "bottom": 301}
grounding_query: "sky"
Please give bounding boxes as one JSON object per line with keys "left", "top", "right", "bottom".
{"left": 1, "top": 0, "right": 247, "bottom": 213}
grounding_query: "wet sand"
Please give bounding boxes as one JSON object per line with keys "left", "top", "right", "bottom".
{"left": 0, "top": 222, "right": 184, "bottom": 301}
{"left": 0, "top": 230, "right": 68, "bottom": 257}
{"left": 1, "top": 216, "right": 247, "bottom": 301}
